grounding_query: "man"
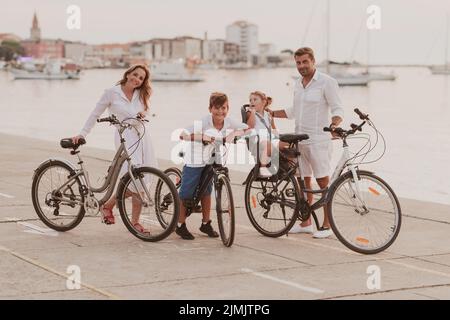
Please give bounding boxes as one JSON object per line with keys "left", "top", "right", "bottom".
{"left": 269, "top": 47, "right": 344, "bottom": 239}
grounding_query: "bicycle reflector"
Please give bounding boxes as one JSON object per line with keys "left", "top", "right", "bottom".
{"left": 368, "top": 187, "right": 381, "bottom": 196}
{"left": 251, "top": 195, "right": 257, "bottom": 209}
{"left": 356, "top": 237, "right": 370, "bottom": 245}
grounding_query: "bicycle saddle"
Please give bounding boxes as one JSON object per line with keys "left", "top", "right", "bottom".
{"left": 279, "top": 134, "right": 309, "bottom": 144}
{"left": 60, "top": 138, "right": 86, "bottom": 149}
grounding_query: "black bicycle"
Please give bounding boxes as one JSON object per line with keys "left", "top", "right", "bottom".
{"left": 243, "top": 109, "right": 401, "bottom": 254}
{"left": 161, "top": 138, "right": 236, "bottom": 247}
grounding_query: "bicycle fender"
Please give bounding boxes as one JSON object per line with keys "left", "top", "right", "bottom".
{"left": 32, "top": 157, "right": 77, "bottom": 181}
{"left": 325, "top": 169, "right": 375, "bottom": 203}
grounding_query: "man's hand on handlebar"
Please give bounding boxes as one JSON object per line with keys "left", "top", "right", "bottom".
{"left": 71, "top": 135, "right": 84, "bottom": 144}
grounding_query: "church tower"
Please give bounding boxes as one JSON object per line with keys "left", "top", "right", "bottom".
{"left": 30, "top": 11, "right": 41, "bottom": 41}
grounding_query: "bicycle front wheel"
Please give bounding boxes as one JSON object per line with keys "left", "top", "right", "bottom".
{"left": 117, "top": 166, "right": 180, "bottom": 242}
{"left": 328, "top": 171, "right": 402, "bottom": 254}
{"left": 215, "top": 174, "right": 235, "bottom": 247}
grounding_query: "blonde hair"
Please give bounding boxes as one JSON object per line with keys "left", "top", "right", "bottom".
{"left": 117, "top": 64, "right": 152, "bottom": 111}
{"left": 250, "top": 91, "right": 272, "bottom": 110}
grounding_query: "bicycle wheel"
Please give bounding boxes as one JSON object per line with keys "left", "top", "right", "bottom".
{"left": 244, "top": 171, "right": 299, "bottom": 237}
{"left": 155, "top": 167, "right": 182, "bottom": 228}
{"left": 215, "top": 174, "right": 235, "bottom": 247}
{"left": 328, "top": 170, "right": 402, "bottom": 254}
{"left": 116, "top": 166, "right": 180, "bottom": 242}
{"left": 31, "top": 160, "right": 85, "bottom": 231}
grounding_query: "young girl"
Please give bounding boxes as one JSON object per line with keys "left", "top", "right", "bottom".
{"left": 246, "top": 91, "right": 289, "bottom": 176}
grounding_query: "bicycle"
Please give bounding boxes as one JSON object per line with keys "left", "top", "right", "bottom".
{"left": 244, "top": 108, "right": 402, "bottom": 254}
{"left": 161, "top": 137, "right": 242, "bottom": 247}
{"left": 31, "top": 114, "right": 180, "bottom": 242}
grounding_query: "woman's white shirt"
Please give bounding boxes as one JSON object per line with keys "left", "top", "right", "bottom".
{"left": 79, "top": 85, "right": 157, "bottom": 173}
{"left": 80, "top": 85, "right": 146, "bottom": 138}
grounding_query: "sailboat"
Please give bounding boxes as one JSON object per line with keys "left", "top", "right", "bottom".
{"left": 324, "top": 0, "right": 371, "bottom": 86}
{"left": 430, "top": 14, "right": 450, "bottom": 75}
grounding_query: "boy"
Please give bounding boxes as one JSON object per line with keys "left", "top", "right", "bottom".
{"left": 177, "top": 92, "right": 248, "bottom": 240}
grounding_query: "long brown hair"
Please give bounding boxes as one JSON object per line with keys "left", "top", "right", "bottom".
{"left": 116, "top": 64, "right": 152, "bottom": 111}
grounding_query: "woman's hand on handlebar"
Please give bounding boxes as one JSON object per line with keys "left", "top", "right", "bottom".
{"left": 137, "top": 112, "right": 146, "bottom": 119}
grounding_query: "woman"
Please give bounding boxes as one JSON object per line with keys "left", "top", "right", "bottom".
{"left": 72, "top": 64, "right": 157, "bottom": 232}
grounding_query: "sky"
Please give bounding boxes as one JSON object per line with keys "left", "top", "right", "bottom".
{"left": 1, "top": 0, "right": 450, "bottom": 64}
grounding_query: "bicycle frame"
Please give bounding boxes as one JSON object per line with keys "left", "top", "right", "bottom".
{"left": 183, "top": 141, "right": 230, "bottom": 213}
{"left": 49, "top": 119, "right": 151, "bottom": 208}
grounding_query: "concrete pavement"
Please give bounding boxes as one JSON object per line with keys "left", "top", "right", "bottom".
{"left": 1, "top": 132, "right": 450, "bottom": 300}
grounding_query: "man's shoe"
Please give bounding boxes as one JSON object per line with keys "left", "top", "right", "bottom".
{"left": 290, "top": 224, "right": 313, "bottom": 234}
{"left": 313, "top": 227, "right": 333, "bottom": 239}
{"left": 199, "top": 221, "right": 219, "bottom": 238}
{"left": 176, "top": 223, "right": 195, "bottom": 240}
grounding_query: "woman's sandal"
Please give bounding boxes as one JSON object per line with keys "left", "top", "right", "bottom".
{"left": 101, "top": 207, "right": 115, "bottom": 225}
{"left": 133, "top": 222, "right": 149, "bottom": 233}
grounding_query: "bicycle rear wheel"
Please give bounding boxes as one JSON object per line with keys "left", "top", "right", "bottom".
{"left": 244, "top": 171, "right": 299, "bottom": 237}
{"left": 155, "top": 167, "right": 182, "bottom": 228}
{"left": 31, "top": 160, "right": 85, "bottom": 231}
{"left": 117, "top": 166, "right": 180, "bottom": 242}
{"left": 328, "top": 171, "right": 402, "bottom": 254}
{"left": 215, "top": 174, "right": 235, "bottom": 247}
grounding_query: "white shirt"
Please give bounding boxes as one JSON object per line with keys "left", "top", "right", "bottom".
{"left": 182, "top": 114, "right": 248, "bottom": 168}
{"left": 285, "top": 70, "right": 344, "bottom": 145}
{"left": 80, "top": 85, "right": 147, "bottom": 138}
{"left": 248, "top": 111, "right": 274, "bottom": 157}
{"left": 79, "top": 85, "right": 157, "bottom": 173}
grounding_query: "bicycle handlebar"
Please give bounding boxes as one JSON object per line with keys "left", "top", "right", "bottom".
{"left": 97, "top": 114, "right": 149, "bottom": 125}
{"left": 354, "top": 108, "right": 369, "bottom": 120}
{"left": 323, "top": 108, "right": 370, "bottom": 138}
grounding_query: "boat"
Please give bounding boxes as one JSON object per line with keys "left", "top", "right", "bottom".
{"left": 430, "top": 65, "right": 450, "bottom": 74}
{"left": 197, "top": 63, "right": 219, "bottom": 70}
{"left": 430, "top": 14, "right": 450, "bottom": 75}
{"left": 150, "top": 61, "right": 203, "bottom": 82}
{"left": 322, "top": 0, "right": 371, "bottom": 86}
{"left": 11, "top": 60, "right": 81, "bottom": 80}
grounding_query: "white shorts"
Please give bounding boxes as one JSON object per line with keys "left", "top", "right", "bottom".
{"left": 297, "top": 141, "right": 332, "bottom": 179}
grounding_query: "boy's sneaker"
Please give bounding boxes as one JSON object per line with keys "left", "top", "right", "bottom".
{"left": 176, "top": 223, "right": 195, "bottom": 240}
{"left": 199, "top": 221, "right": 219, "bottom": 238}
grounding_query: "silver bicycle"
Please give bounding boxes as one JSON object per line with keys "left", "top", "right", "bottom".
{"left": 31, "top": 114, "right": 180, "bottom": 242}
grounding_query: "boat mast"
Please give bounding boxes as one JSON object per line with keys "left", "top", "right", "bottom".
{"left": 326, "top": 0, "right": 330, "bottom": 74}
{"left": 446, "top": 13, "right": 449, "bottom": 71}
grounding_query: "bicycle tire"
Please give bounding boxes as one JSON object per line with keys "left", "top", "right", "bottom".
{"left": 327, "top": 170, "right": 402, "bottom": 254}
{"left": 117, "top": 166, "right": 180, "bottom": 242}
{"left": 31, "top": 160, "right": 85, "bottom": 232}
{"left": 244, "top": 170, "right": 300, "bottom": 238}
{"left": 216, "top": 174, "right": 235, "bottom": 247}
{"left": 155, "top": 167, "right": 182, "bottom": 228}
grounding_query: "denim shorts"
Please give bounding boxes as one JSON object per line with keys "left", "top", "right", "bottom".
{"left": 178, "top": 166, "right": 213, "bottom": 200}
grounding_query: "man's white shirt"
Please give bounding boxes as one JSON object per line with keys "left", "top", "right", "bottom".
{"left": 285, "top": 70, "right": 344, "bottom": 145}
